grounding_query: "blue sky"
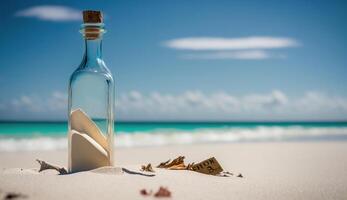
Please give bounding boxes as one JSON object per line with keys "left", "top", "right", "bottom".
{"left": 0, "top": 0, "right": 346, "bottom": 121}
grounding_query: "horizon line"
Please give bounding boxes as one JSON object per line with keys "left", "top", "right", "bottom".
{"left": 1, "top": 120, "right": 347, "bottom": 124}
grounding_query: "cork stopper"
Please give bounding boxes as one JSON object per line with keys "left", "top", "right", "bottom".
{"left": 83, "top": 10, "right": 103, "bottom": 23}
{"left": 82, "top": 10, "right": 104, "bottom": 40}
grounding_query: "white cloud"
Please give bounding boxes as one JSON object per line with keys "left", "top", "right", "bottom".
{"left": 9, "top": 92, "right": 67, "bottom": 113}
{"left": 15, "top": 5, "right": 80, "bottom": 21}
{"left": 116, "top": 90, "right": 347, "bottom": 121}
{"left": 47, "top": 91, "right": 68, "bottom": 111}
{"left": 11, "top": 95, "right": 42, "bottom": 112}
{"left": 164, "top": 37, "right": 299, "bottom": 51}
{"left": 181, "top": 50, "right": 280, "bottom": 60}
{"left": 1, "top": 90, "right": 347, "bottom": 121}
{"left": 295, "top": 92, "right": 347, "bottom": 112}
{"left": 116, "top": 90, "right": 289, "bottom": 118}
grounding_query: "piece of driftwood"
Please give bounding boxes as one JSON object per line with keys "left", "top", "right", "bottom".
{"left": 36, "top": 159, "right": 68, "bottom": 175}
{"left": 3, "top": 192, "right": 27, "bottom": 200}
{"left": 217, "top": 171, "right": 233, "bottom": 177}
{"left": 122, "top": 168, "right": 155, "bottom": 177}
{"left": 224, "top": 171, "right": 233, "bottom": 176}
{"left": 140, "top": 163, "right": 155, "bottom": 172}
{"left": 216, "top": 171, "right": 244, "bottom": 178}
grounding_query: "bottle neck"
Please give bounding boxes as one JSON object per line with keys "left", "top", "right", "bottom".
{"left": 84, "top": 38, "right": 103, "bottom": 63}
{"left": 79, "top": 23, "right": 106, "bottom": 69}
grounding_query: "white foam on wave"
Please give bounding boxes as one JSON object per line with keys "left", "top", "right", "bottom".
{"left": 0, "top": 137, "right": 67, "bottom": 152}
{"left": 1, "top": 126, "right": 347, "bottom": 152}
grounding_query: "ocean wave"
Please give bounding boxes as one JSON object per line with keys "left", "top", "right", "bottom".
{"left": 1, "top": 126, "right": 347, "bottom": 152}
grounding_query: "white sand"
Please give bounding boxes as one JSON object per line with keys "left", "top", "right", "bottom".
{"left": 0, "top": 142, "right": 347, "bottom": 199}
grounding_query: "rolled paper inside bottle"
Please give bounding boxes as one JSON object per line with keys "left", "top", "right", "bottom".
{"left": 70, "top": 109, "right": 108, "bottom": 152}
{"left": 70, "top": 130, "right": 110, "bottom": 172}
{"left": 69, "top": 109, "right": 111, "bottom": 172}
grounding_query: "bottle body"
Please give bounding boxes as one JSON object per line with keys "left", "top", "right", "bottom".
{"left": 68, "top": 23, "right": 114, "bottom": 173}
{"left": 68, "top": 66, "right": 114, "bottom": 172}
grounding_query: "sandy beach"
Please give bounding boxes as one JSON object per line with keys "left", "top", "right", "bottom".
{"left": 1, "top": 1, "right": 347, "bottom": 200}
{"left": 0, "top": 142, "right": 346, "bottom": 199}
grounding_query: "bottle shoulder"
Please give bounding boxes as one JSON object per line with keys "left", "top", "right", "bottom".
{"left": 69, "top": 66, "right": 114, "bottom": 84}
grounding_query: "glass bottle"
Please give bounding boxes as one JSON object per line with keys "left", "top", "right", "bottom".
{"left": 68, "top": 11, "right": 114, "bottom": 173}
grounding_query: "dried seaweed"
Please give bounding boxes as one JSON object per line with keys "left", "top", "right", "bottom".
{"left": 157, "top": 156, "right": 183, "bottom": 168}
{"left": 156, "top": 156, "right": 243, "bottom": 177}
{"left": 140, "top": 163, "right": 155, "bottom": 172}
{"left": 36, "top": 159, "right": 68, "bottom": 175}
{"left": 154, "top": 187, "right": 171, "bottom": 198}
{"left": 156, "top": 156, "right": 194, "bottom": 170}
{"left": 185, "top": 162, "right": 195, "bottom": 170}
{"left": 156, "top": 159, "right": 171, "bottom": 168}
{"left": 140, "top": 187, "right": 171, "bottom": 198}
{"left": 140, "top": 189, "right": 152, "bottom": 196}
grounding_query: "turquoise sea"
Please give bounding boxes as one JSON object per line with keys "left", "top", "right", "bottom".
{"left": 1, "top": 121, "right": 347, "bottom": 151}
